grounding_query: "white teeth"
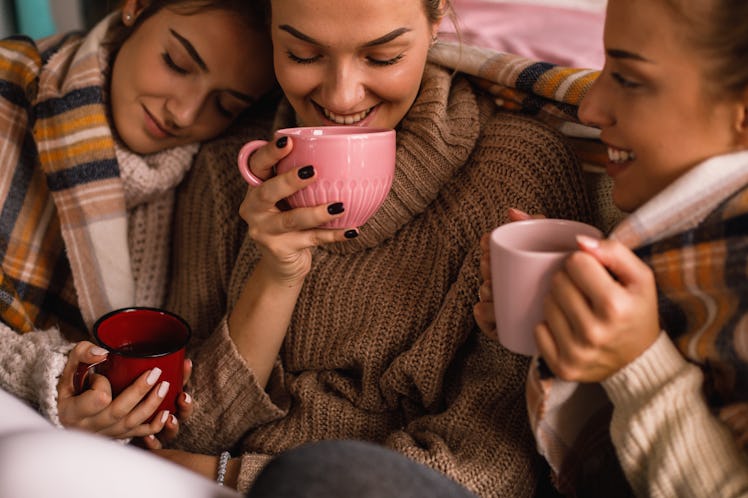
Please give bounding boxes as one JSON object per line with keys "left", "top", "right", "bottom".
{"left": 323, "top": 107, "right": 372, "bottom": 125}
{"left": 608, "top": 146, "right": 636, "bottom": 164}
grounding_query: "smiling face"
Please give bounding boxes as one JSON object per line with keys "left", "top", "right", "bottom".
{"left": 578, "top": 0, "right": 747, "bottom": 212}
{"left": 268, "top": 0, "right": 439, "bottom": 129}
{"left": 110, "top": 6, "right": 275, "bottom": 154}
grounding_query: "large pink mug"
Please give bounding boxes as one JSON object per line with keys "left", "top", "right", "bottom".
{"left": 490, "top": 219, "right": 603, "bottom": 356}
{"left": 237, "top": 126, "right": 396, "bottom": 229}
{"left": 74, "top": 307, "right": 191, "bottom": 419}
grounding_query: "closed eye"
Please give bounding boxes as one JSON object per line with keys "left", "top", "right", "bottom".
{"left": 286, "top": 50, "right": 321, "bottom": 65}
{"left": 162, "top": 52, "right": 188, "bottom": 75}
{"left": 611, "top": 72, "right": 641, "bottom": 89}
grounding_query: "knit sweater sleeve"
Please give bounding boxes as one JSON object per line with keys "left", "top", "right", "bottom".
{"left": 602, "top": 332, "right": 748, "bottom": 497}
{"left": 0, "top": 324, "right": 74, "bottom": 427}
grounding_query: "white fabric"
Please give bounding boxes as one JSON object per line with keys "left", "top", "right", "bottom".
{"left": 0, "top": 388, "right": 241, "bottom": 498}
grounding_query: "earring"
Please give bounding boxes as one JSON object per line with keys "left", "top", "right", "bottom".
{"left": 124, "top": 13, "right": 133, "bottom": 23}
{"left": 431, "top": 34, "right": 438, "bottom": 47}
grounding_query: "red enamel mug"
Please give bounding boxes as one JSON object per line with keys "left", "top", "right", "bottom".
{"left": 74, "top": 307, "right": 191, "bottom": 419}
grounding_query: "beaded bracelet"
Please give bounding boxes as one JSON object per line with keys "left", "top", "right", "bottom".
{"left": 216, "top": 451, "right": 230, "bottom": 486}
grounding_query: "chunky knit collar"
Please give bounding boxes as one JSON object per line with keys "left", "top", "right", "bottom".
{"left": 272, "top": 64, "right": 480, "bottom": 253}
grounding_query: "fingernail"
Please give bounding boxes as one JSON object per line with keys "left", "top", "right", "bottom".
{"left": 508, "top": 207, "right": 531, "bottom": 220}
{"left": 344, "top": 229, "right": 359, "bottom": 239}
{"left": 327, "top": 202, "right": 344, "bottom": 215}
{"left": 157, "top": 381, "right": 170, "bottom": 398}
{"left": 298, "top": 165, "right": 314, "bottom": 179}
{"left": 183, "top": 392, "right": 192, "bottom": 404}
{"left": 146, "top": 368, "right": 162, "bottom": 386}
{"left": 90, "top": 346, "right": 108, "bottom": 356}
{"left": 170, "top": 414, "right": 177, "bottom": 425}
{"left": 576, "top": 234, "right": 600, "bottom": 250}
{"left": 160, "top": 410, "right": 169, "bottom": 423}
{"left": 275, "top": 136, "right": 288, "bottom": 148}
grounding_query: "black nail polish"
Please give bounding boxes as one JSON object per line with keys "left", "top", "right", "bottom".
{"left": 327, "top": 202, "right": 344, "bottom": 215}
{"left": 344, "top": 229, "right": 359, "bottom": 239}
{"left": 298, "top": 165, "right": 315, "bottom": 179}
{"left": 276, "top": 136, "right": 288, "bottom": 148}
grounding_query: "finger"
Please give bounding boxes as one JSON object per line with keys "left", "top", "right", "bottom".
{"left": 182, "top": 358, "right": 193, "bottom": 387}
{"left": 95, "top": 369, "right": 165, "bottom": 428}
{"left": 58, "top": 342, "right": 109, "bottom": 398}
{"left": 248, "top": 135, "right": 294, "bottom": 181}
{"left": 547, "top": 266, "right": 598, "bottom": 344}
{"left": 473, "top": 302, "right": 497, "bottom": 339}
{"left": 98, "top": 380, "right": 171, "bottom": 438}
{"left": 720, "top": 402, "right": 748, "bottom": 422}
{"left": 534, "top": 322, "right": 561, "bottom": 376}
{"left": 478, "top": 280, "right": 493, "bottom": 303}
{"left": 139, "top": 434, "right": 163, "bottom": 450}
{"left": 508, "top": 207, "right": 532, "bottom": 221}
{"left": 479, "top": 233, "right": 492, "bottom": 282}
{"left": 158, "top": 413, "right": 180, "bottom": 443}
{"left": 175, "top": 391, "right": 193, "bottom": 420}
{"left": 576, "top": 236, "right": 655, "bottom": 292}
{"left": 248, "top": 164, "right": 318, "bottom": 212}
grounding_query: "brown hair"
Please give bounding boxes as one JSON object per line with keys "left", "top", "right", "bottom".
{"left": 109, "top": 0, "right": 269, "bottom": 48}
{"left": 663, "top": 0, "right": 748, "bottom": 98}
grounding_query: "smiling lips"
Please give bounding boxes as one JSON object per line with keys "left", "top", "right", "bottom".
{"left": 321, "top": 105, "right": 374, "bottom": 125}
{"left": 608, "top": 145, "right": 636, "bottom": 164}
{"left": 143, "top": 106, "right": 174, "bottom": 139}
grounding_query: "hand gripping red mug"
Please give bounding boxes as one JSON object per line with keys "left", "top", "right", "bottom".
{"left": 73, "top": 307, "right": 191, "bottom": 419}
{"left": 237, "top": 126, "right": 396, "bottom": 229}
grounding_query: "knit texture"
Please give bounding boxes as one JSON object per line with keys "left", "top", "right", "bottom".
{"left": 167, "top": 64, "right": 592, "bottom": 497}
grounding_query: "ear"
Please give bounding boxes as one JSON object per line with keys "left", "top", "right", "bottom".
{"left": 121, "top": 0, "right": 150, "bottom": 26}
{"left": 734, "top": 86, "right": 748, "bottom": 146}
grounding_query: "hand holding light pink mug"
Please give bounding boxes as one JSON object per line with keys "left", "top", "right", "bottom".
{"left": 237, "top": 126, "right": 396, "bottom": 229}
{"left": 73, "top": 307, "right": 191, "bottom": 420}
{"left": 489, "top": 219, "right": 603, "bottom": 356}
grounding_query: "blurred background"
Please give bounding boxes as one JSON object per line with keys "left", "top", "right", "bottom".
{"left": 0, "top": 0, "right": 114, "bottom": 39}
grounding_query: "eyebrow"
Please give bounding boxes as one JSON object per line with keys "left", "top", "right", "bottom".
{"left": 170, "top": 29, "right": 256, "bottom": 103}
{"left": 170, "top": 28, "right": 207, "bottom": 71}
{"left": 278, "top": 24, "right": 411, "bottom": 48}
{"left": 607, "top": 48, "right": 652, "bottom": 63}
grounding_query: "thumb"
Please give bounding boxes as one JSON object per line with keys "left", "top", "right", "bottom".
{"left": 576, "top": 235, "right": 653, "bottom": 289}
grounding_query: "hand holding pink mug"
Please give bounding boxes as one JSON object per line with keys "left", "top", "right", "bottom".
{"left": 237, "top": 126, "right": 396, "bottom": 229}
{"left": 73, "top": 307, "right": 191, "bottom": 420}
{"left": 489, "top": 219, "right": 603, "bottom": 355}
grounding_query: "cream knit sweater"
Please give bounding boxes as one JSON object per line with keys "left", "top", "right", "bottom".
{"left": 167, "top": 64, "right": 592, "bottom": 496}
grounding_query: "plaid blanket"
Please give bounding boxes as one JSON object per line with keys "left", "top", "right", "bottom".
{"left": 0, "top": 16, "right": 133, "bottom": 335}
{"left": 428, "top": 42, "right": 607, "bottom": 169}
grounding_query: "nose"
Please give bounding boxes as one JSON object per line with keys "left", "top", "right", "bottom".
{"left": 578, "top": 71, "right": 613, "bottom": 128}
{"left": 320, "top": 59, "right": 366, "bottom": 112}
{"left": 164, "top": 92, "right": 205, "bottom": 129}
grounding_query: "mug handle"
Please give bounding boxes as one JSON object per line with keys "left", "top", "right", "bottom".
{"left": 73, "top": 358, "right": 108, "bottom": 395}
{"left": 237, "top": 140, "right": 269, "bottom": 187}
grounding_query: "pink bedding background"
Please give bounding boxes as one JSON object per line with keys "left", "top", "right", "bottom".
{"left": 438, "top": 0, "right": 606, "bottom": 69}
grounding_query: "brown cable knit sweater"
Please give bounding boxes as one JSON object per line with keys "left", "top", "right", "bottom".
{"left": 166, "top": 64, "right": 592, "bottom": 496}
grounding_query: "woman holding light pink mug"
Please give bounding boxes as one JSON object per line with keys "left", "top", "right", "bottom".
{"left": 160, "top": 0, "right": 592, "bottom": 493}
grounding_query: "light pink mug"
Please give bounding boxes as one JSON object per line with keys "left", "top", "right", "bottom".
{"left": 489, "top": 219, "right": 603, "bottom": 356}
{"left": 237, "top": 126, "right": 396, "bottom": 229}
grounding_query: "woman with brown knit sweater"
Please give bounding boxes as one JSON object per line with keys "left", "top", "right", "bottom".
{"left": 156, "top": 0, "right": 593, "bottom": 495}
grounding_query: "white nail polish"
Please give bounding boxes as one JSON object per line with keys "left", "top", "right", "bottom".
{"left": 146, "top": 368, "right": 162, "bottom": 386}
{"left": 157, "top": 381, "right": 170, "bottom": 398}
{"left": 184, "top": 392, "right": 191, "bottom": 404}
{"left": 161, "top": 411, "right": 169, "bottom": 423}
